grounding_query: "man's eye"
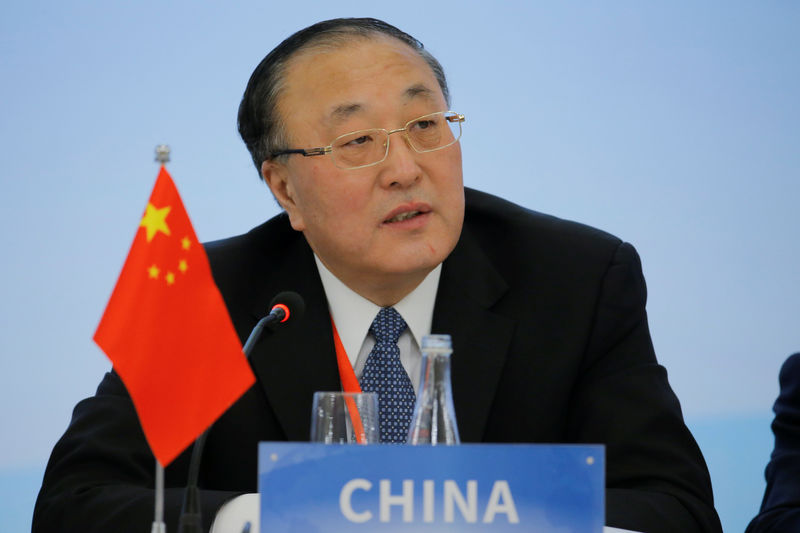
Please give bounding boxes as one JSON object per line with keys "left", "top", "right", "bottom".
{"left": 345, "top": 135, "right": 371, "bottom": 146}
{"left": 411, "top": 119, "right": 439, "bottom": 132}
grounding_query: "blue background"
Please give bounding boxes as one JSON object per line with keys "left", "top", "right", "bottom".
{"left": 1, "top": 2, "right": 798, "bottom": 532}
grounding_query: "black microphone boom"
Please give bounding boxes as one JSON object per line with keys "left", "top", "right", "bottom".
{"left": 178, "top": 290, "right": 305, "bottom": 533}
{"left": 242, "top": 291, "right": 305, "bottom": 356}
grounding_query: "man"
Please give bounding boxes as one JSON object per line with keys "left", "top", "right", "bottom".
{"left": 747, "top": 352, "right": 800, "bottom": 531}
{"left": 33, "top": 18, "right": 722, "bottom": 533}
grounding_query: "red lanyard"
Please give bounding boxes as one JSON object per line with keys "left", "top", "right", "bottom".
{"left": 330, "top": 316, "right": 367, "bottom": 443}
{"left": 331, "top": 316, "right": 361, "bottom": 393}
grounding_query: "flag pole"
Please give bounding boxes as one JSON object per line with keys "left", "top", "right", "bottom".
{"left": 151, "top": 144, "right": 171, "bottom": 533}
{"left": 152, "top": 460, "right": 166, "bottom": 533}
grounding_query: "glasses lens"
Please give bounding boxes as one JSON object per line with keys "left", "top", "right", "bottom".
{"left": 407, "top": 112, "right": 462, "bottom": 153}
{"left": 330, "top": 129, "right": 388, "bottom": 169}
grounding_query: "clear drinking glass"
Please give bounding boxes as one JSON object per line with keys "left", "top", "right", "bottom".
{"left": 310, "top": 392, "right": 379, "bottom": 444}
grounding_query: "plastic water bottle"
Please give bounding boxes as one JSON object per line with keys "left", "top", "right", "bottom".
{"left": 407, "top": 334, "right": 460, "bottom": 445}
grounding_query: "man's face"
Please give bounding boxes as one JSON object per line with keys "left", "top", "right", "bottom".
{"left": 263, "top": 36, "right": 465, "bottom": 304}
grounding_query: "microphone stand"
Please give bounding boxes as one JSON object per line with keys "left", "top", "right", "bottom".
{"left": 178, "top": 305, "right": 295, "bottom": 532}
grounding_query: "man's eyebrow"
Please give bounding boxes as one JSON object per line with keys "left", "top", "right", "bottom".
{"left": 404, "top": 83, "right": 435, "bottom": 100}
{"left": 327, "top": 103, "right": 363, "bottom": 126}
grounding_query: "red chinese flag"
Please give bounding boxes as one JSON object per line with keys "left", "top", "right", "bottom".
{"left": 94, "top": 166, "right": 255, "bottom": 466}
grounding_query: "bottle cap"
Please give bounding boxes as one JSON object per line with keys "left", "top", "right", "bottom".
{"left": 421, "top": 334, "right": 452, "bottom": 352}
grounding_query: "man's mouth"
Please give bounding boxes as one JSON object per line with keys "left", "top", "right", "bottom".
{"left": 382, "top": 203, "right": 432, "bottom": 225}
{"left": 385, "top": 211, "right": 422, "bottom": 223}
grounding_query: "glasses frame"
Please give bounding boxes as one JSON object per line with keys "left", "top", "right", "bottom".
{"left": 268, "top": 110, "right": 466, "bottom": 170}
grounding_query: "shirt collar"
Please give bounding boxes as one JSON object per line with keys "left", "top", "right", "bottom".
{"left": 314, "top": 254, "right": 441, "bottom": 367}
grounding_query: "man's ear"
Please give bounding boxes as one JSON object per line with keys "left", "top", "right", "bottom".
{"left": 261, "top": 160, "right": 305, "bottom": 231}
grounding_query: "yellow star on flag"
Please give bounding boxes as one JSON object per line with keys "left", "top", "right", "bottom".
{"left": 140, "top": 203, "right": 172, "bottom": 242}
{"left": 181, "top": 237, "right": 191, "bottom": 250}
{"left": 165, "top": 272, "right": 176, "bottom": 285}
{"left": 148, "top": 265, "right": 160, "bottom": 279}
{"left": 178, "top": 259, "right": 188, "bottom": 273}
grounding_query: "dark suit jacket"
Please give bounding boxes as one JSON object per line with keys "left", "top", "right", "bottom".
{"left": 747, "top": 352, "right": 800, "bottom": 532}
{"left": 33, "top": 188, "right": 721, "bottom": 533}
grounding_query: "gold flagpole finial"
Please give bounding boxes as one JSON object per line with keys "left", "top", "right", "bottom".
{"left": 155, "top": 145, "right": 171, "bottom": 165}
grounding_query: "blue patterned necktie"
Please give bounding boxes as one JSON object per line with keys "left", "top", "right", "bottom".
{"left": 360, "top": 307, "right": 416, "bottom": 443}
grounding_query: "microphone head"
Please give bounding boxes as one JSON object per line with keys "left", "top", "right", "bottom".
{"left": 268, "top": 291, "right": 305, "bottom": 324}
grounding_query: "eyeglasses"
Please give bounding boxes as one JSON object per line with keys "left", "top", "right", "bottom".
{"left": 268, "top": 111, "right": 465, "bottom": 170}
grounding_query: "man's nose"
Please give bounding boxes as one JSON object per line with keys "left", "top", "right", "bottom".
{"left": 379, "top": 130, "right": 422, "bottom": 188}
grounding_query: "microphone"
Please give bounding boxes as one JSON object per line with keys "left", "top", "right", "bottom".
{"left": 242, "top": 291, "right": 305, "bottom": 356}
{"left": 178, "top": 291, "right": 305, "bottom": 533}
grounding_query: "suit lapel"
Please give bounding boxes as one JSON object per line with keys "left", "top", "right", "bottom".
{"left": 432, "top": 226, "right": 514, "bottom": 442}
{"left": 242, "top": 231, "right": 341, "bottom": 441}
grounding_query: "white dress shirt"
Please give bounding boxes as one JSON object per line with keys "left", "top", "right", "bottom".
{"left": 314, "top": 254, "right": 441, "bottom": 392}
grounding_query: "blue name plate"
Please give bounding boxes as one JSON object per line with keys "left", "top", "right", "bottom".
{"left": 258, "top": 442, "right": 604, "bottom": 532}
